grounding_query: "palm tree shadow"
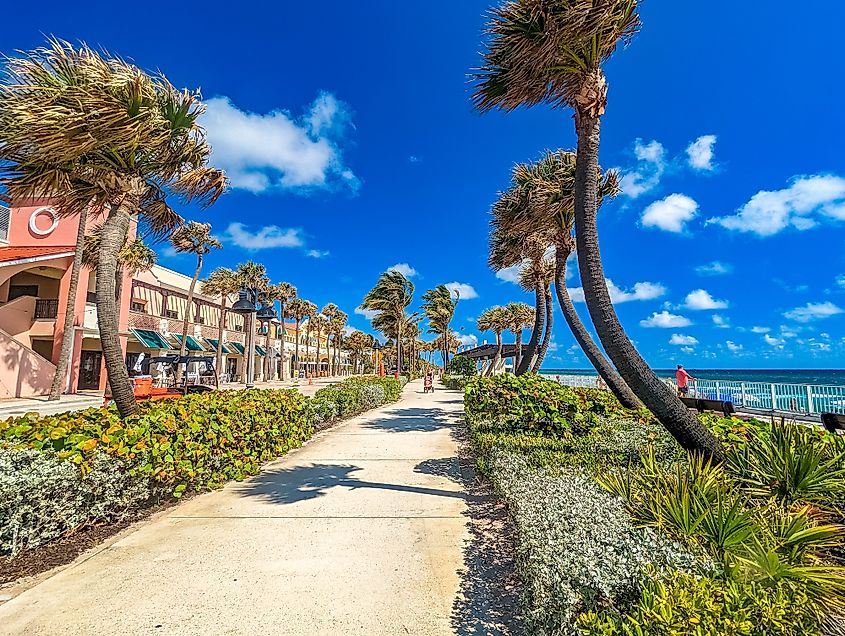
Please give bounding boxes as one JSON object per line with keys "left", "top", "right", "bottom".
{"left": 361, "top": 407, "right": 457, "bottom": 433}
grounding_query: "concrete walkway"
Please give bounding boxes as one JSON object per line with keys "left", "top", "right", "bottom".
{"left": 0, "top": 381, "right": 510, "bottom": 635}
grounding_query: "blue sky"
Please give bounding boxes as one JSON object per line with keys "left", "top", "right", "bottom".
{"left": 5, "top": 1, "right": 845, "bottom": 368}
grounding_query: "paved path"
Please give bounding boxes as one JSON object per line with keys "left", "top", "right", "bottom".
{"left": 0, "top": 381, "right": 505, "bottom": 635}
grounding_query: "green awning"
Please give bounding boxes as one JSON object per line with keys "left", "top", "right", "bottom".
{"left": 228, "top": 341, "right": 246, "bottom": 355}
{"left": 130, "top": 329, "right": 173, "bottom": 350}
{"left": 255, "top": 345, "right": 266, "bottom": 357}
{"left": 203, "top": 338, "right": 230, "bottom": 353}
{"left": 173, "top": 334, "right": 206, "bottom": 352}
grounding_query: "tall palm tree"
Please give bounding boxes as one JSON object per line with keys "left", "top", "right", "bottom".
{"left": 269, "top": 282, "right": 296, "bottom": 381}
{"left": 201, "top": 267, "right": 239, "bottom": 376}
{"left": 286, "top": 298, "right": 309, "bottom": 378}
{"left": 234, "top": 262, "right": 269, "bottom": 384}
{"left": 362, "top": 271, "right": 414, "bottom": 376}
{"left": 477, "top": 307, "right": 507, "bottom": 376}
{"left": 505, "top": 302, "right": 534, "bottom": 372}
{"left": 513, "top": 151, "right": 640, "bottom": 407}
{"left": 519, "top": 258, "right": 555, "bottom": 372}
{"left": 81, "top": 229, "right": 158, "bottom": 301}
{"left": 299, "top": 300, "right": 317, "bottom": 377}
{"left": 473, "top": 1, "right": 722, "bottom": 460}
{"left": 422, "top": 285, "right": 460, "bottom": 369}
{"left": 170, "top": 222, "right": 222, "bottom": 372}
{"left": 322, "top": 303, "right": 340, "bottom": 376}
{"left": 0, "top": 40, "right": 226, "bottom": 417}
{"left": 311, "top": 313, "right": 328, "bottom": 377}
{"left": 326, "top": 307, "right": 348, "bottom": 376}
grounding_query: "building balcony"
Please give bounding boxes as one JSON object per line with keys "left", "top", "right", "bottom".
{"left": 33, "top": 298, "right": 59, "bottom": 320}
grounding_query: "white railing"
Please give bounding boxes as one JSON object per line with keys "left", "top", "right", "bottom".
{"left": 547, "top": 373, "right": 845, "bottom": 416}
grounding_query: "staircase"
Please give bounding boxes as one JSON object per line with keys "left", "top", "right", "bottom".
{"left": 0, "top": 325, "right": 57, "bottom": 399}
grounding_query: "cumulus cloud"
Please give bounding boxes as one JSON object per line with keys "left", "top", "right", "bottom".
{"left": 836, "top": 274, "right": 845, "bottom": 288}
{"left": 751, "top": 326, "right": 770, "bottom": 333}
{"left": 764, "top": 334, "right": 785, "bottom": 347}
{"left": 712, "top": 314, "right": 729, "bottom": 328}
{"left": 726, "top": 340, "right": 743, "bottom": 353}
{"left": 444, "top": 282, "right": 478, "bottom": 300}
{"left": 455, "top": 333, "right": 478, "bottom": 348}
{"left": 569, "top": 280, "right": 666, "bottom": 304}
{"left": 695, "top": 261, "right": 733, "bottom": 276}
{"left": 686, "top": 135, "right": 717, "bottom": 171}
{"left": 223, "top": 223, "right": 304, "bottom": 250}
{"left": 640, "top": 311, "right": 692, "bottom": 328}
{"left": 388, "top": 263, "right": 417, "bottom": 278}
{"left": 495, "top": 264, "right": 522, "bottom": 284}
{"left": 783, "top": 301, "right": 844, "bottom": 323}
{"left": 641, "top": 193, "right": 699, "bottom": 233}
{"left": 306, "top": 249, "right": 330, "bottom": 258}
{"left": 670, "top": 334, "right": 699, "bottom": 346}
{"left": 354, "top": 306, "right": 378, "bottom": 320}
{"left": 684, "top": 289, "right": 729, "bottom": 310}
{"left": 709, "top": 174, "right": 845, "bottom": 236}
{"left": 619, "top": 139, "right": 666, "bottom": 198}
{"left": 202, "top": 93, "right": 359, "bottom": 194}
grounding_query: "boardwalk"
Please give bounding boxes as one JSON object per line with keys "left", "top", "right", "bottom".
{"left": 0, "top": 380, "right": 519, "bottom": 635}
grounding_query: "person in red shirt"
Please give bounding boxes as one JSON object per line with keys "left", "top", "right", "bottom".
{"left": 675, "top": 365, "right": 694, "bottom": 397}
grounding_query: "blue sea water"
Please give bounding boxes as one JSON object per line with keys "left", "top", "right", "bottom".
{"left": 540, "top": 368, "right": 845, "bottom": 387}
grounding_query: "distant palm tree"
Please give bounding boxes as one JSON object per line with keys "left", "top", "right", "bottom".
{"left": 362, "top": 271, "right": 414, "bottom": 375}
{"left": 520, "top": 258, "right": 555, "bottom": 372}
{"left": 170, "top": 222, "right": 222, "bottom": 371}
{"left": 324, "top": 305, "right": 348, "bottom": 376}
{"left": 422, "top": 285, "right": 460, "bottom": 368}
{"left": 299, "top": 300, "right": 317, "bottom": 376}
{"left": 235, "top": 262, "right": 269, "bottom": 384}
{"left": 0, "top": 40, "right": 226, "bottom": 417}
{"left": 322, "top": 304, "right": 340, "bottom": 375}
{"left": 505, "top": 302, "right": 534, "bottom": 372}
{"left": 473, "top": 1, "right": 722, "bottom": 460}
{"left": 81, "top": 229, "right": 158, "bottom": 301}
{"left": 269, "top": 282, "right": 296, "bottom": 380}
{"left": 477, "top": 307, "right": 507, "bottom": 376}
{"left": 201, "top": 267, "right": 239, "bottom": 376}
{"left": 311, "top": 313, "right": 328, "bottom": 377}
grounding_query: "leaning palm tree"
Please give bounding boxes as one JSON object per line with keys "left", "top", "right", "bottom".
{"left": 422, "top": 285, "right": 460, "bottom": 369}
{"left": 473, "top": 1, "right": 722, "bottom": 460}
{"left": 513, "top": 150, "right": 640, "bottom": 407}
{"left": 505, "top": 302, "right": 534, "bottom": 372}
{"left": 520, "top": 258, "right": 555, "bottom": 372}
{"left": 171, "top": 222, "right": 222, "bottom": 375}
{"left": 81, "top": 229, "right": 158, "bottom": 301}
{"left": 477, "top": 307, "right": 507, "bottom": 376}
{"left": 201, "top": 267, "right": 239, "bottom": 376}
{"left": 362, "top": 270, "right": 414, "bottom": 375}
{"left": 234, "top": 261, "right": 269, "bottom": 384}
{"left": 0, "top": 40, "right": 226, "bottom": 417}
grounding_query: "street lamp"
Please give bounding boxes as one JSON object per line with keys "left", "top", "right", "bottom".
{"left": 372, "top": 339, "right": 382, "bottom": 377}
{"left": 230, "top": 287, "right": 278, "bottom": 388}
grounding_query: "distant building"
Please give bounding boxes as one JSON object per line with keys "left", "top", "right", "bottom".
{"left": 0, "top": 201, "right": 346, "bottom": 399}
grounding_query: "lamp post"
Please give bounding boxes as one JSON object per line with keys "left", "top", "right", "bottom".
{"left": 230, "top": 287, "right": 278, "bottom": 389}
{"left": 372, "top": 339, "right": 382, "bottom": 377}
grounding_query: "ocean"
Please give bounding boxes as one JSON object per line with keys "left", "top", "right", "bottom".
{"left": 540, "top": 369, "right": 845, "bottom": 387}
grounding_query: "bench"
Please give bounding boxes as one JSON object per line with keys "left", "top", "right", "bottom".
{"left": 821, "top": 412, "right": 845, "bottom": 434}
{"left": 681, "top": 397, "right": 736, "bottom": 418}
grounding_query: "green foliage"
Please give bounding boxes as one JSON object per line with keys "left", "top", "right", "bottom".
{"left": 442, "top": 374, "right": 470, "bottom": 391}
{"left": 700, "top": 413, "right": 771, "bottom": 451}
{"left": 579, "top": 569, "right": 827, "bottom": 636}
{"left": 447, "top": 355, "right": 477, "bottom": 377}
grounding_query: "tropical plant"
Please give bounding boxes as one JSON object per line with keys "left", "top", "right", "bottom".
{"left": 504, "top": 302, "right": 534, "bottom": 372}
{"left": 448, "top": 355, "right": 477, "bottom": 377}
{"left": 234, "top": 262, "right": 269, "bottom": 383}
{"left": 476, "top": 306, "right": 509, "bottom": 376}
{"left": 422, "top": 285, "right": 460, "bottom": 368}
{"left": 300, "top": 300, "right": 318, "bottom": 376}
{"left": 362, "top": 270, "right": 414, "bottom": 375}
{"left": 0, "top": 40, "right": 226, "bottom": 418}
{"left": 473, "top": 0, "right": 722, "bottom": 460}
{"left": 287, "top": 298, "right": 311, "bottom": 378}
{"left": 519, "top": 258, "right": 555, "bottom": 372}
{"left": 200, "top": 267, "right": 240, "bottom": 374}
{"left": 270, "top": 282, "right": 296, "bottom": 380}
{"left": 311, "top": 313, "right": 328, "bottom": 377}
{"left": 170, "top": 222, "right": 221, "bottom": 376}
{"left": 344, "top": 330, "right": 373, "bottom": 375}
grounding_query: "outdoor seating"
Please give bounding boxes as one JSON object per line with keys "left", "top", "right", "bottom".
{"left": 821, "top": 412, "right": 845, "bottom": 434}
{"left": 680, "top": 396, "right": 736, "bottom": 418}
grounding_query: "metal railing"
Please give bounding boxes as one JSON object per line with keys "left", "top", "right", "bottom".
{"left": 34, "top": 298, "right": 59, "bottom": 319}
{"left": 548, "top": 373, "right": 845, "bottom": 416}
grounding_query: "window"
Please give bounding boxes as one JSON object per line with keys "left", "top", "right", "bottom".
{"left": 8, "top": 285, "right": 38, "bottom": 301}
{"left": 130, "top": 301, "right": 146, "bottom": 313}
{"left": 86, "top": 291, "right": 97, "bottom": 304}
{"left": 164, "top": 309, "right": 179, "bottom": 319}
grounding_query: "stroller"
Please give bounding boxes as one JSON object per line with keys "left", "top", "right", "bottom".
{"left": 423, "top": 374, "right": 434, "bottom": 393}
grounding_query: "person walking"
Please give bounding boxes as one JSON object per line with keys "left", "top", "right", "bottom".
{"left": 675, "top": 365, "right": 694, "bottom": 397}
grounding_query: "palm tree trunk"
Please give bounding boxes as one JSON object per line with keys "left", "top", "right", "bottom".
{"left": 177, "top": 252, "right": 203, "bottom": 383}
{"left": 397, "top": 319, "right": 403, "bottom": 377}
{"left": 280, "top": 303, "right": 287, "bottom": 381}
{"left": 50, "top": 206, "right": 89, "bottom": 400}
{"left": 216, "top": 295, "right": 226, "bottom": 379}
{"left": 514, "top": 329, "right": 523, "bottom": 371}
{"left": 516, "top": 280, "right": 545, "bottom": 375}
{"left": 554, "top": 240, "right": 640, "bottom": 408}
{"left": 97, "top": 202, "right": 137, "bottom": 417}
{"left": 574, "top": 108, "right": 724, "bottom": 463}
{"left": 532, "top": 286, "right": 554, "bottom": 372}
{"left": 294, "top": 321, "right": 301, "bottom": 379}
{"left": 316, "top": 328, "right": 322, "bottom": 378}
{"left": 305, "top": 325, "right": 311, "bottom": 376}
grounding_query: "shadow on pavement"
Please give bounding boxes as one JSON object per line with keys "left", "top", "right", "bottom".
{"left": 360, "top": 407, "right": 456, "bottom": 433}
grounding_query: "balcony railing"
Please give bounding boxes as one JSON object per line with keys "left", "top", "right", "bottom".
{"left": 34, "top": 298, "right": 59, "bottom": 319}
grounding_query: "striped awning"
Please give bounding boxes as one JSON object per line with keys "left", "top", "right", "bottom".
{"left": 228, "top": 341, "right": 246, "bottom": 355}
{"left": 130, "top": 329, "right": 174, "bottom": 350}
{"left": 203, "top": 338, "right": 230, "bottom": 353}
{"left": 173, "top": 334, "right": 206, "bottom": 352}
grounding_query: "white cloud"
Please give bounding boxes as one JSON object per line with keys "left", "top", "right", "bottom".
{"left": 354, "top": 306, "right": 378, "bottom": 320}
{"left": 408, "top": 155, "right": 422, "bottom": 163}
{"left": 495, "top": 264, "right": 522, "bottom": 284}
{"left": 712, "top": 314, "right": 729, "bottom": 328}
{"left": 388, "top": 263, "right": 418, "bottom": 278}
{"left": 764, "top": 334, "right": 785, "bottom": 347}
{"left": 836, "top": 274, "right": 845, "bottom": 288}
{"left": 342, "top": 325, "right": 356, "bottom": 336}
{"left": 444, "top": 282, "right": 478, "bottom": 300}
{"left": 695, "top": 261, "right": 733, "bottom": 276}
{"left": 619, "top": 139, "right": 666, "bottom": 198}
{"left": 305, "top": 249, "right": 330, "bottom": 258}
{"left": 751, "top": 326, "right": 770, "bottom": 334}
{"left": 569, "top": 279, "right": 666, "bottom": 304}
{"left": 726, "top": 340, "right": 743, "bottom": 353}
{"left": 783, "top": 301, "right": 844, "bottom": 323}
{"left": 640, "top": 311, "right": 692, "bottom": 328}
{"left": 641, "top": 193, "right": 699, "bottom": 233}
{"left": 684, "top": 289, "right": 729, "bottom": 310}
{"left": 709, "top": 174, "right": 845, "bottom": 236}
{"left": 686, "top": 135, "right": 717, "bottom": 171}
{"left": 670, "top": 334, "right": 699, "bottom": 346}
{"left": 202, "top": 93, "right": 359, "bottom": 194}
{"left": 223, "top": 222, "right": 304, "bottom": 250}
{"left": 455, "top": 333, "right": 478, "bottom": 348}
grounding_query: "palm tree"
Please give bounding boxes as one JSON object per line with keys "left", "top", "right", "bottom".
{"left": 300, "top": 300, "right": 318, "bottom": 377}
{"left": 325, "top": 306, "right": 348, "bottom": 376}
{"left": 513, "top": 151, "right": 640, "bottom": 407}
{"left": 362, "top": 271, "right": 414, "bottom": 376}
{"left": 269, "top": 282, "right": 296, "bottom": 381}
{"left": 322, "top": 304, "right": 340, "bottom": 376}
{"left": 345, "top": 330, "right": 373, "bottom": 374}
{"left": 201, "top": 267, "right": 239, "bottom": 376}
{"left": 234, "top": 262, "right": 269, "bottom": 384}
{"left": 170, "top": 222, "right": 222, "bottom": 374}
{"left": 286, "top": 298, "right": 309, "bottom": 379}
{"left": 311, "top": 313, "right": 328, "bottom": 377}
{"left": 473, "top": 1, "right": 722, "bottom": 460}
{"left": 519, "top": 258, "right": 555, "bottom": 372}
{"left": 477, "top": 307, "right": 507, "bottom": 375}
{"left": 505, "top": 302, "right": 534, "bottom": 372}
{"left": 0, "top": 40, "right": 226, "bottom": 417}
{"left": 422, "top": 285, "right": 460, "bottom": 369}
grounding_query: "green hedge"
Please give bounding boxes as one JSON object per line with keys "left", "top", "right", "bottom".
{"left": 442, "top": 374, "right": 470, "bottom": 391}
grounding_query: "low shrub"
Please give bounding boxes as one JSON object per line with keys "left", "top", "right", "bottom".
{"left": 442, "top": 374, "right": 471, "bottom": 391}
{"left": 315, "top": 384, "right": 362, "bottom": 417}
{"left": 1, "top": 447, "right": 158, "bottom": 556}
{"left": 447, "top": 355, "right": 477, "bottom": 377}
{"left": 360, "top": 384, "right": 386, "bottom": 411}
{"left": 310, "top": 395, "right": 339, "bottom": 430}
{"left": 700, "top": 413, "right": 771, "bottom": 450}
